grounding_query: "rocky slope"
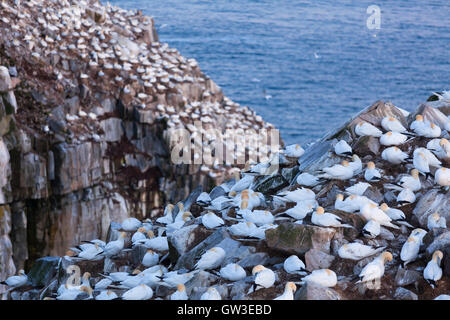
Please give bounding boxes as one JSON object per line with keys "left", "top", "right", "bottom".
{"left": 3, "top": 99, "right": 449, "bottom": 300}
{"left": 0, "top": 0, "right": 277, "bottom": 296}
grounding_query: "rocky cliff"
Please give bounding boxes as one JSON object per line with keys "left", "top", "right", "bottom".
{"left": 0, "top": 0, "right": 277, "bottom": 294}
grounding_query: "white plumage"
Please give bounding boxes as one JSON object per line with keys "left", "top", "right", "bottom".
{"left": 301, "top": 269, "right": 337, "bottom": 287}
{"left": 345, "top": 182, "right": 371, "bottom": 196}
{"left": 357, "top": 252, "right": 392, "bottom": 283}
{"left": 122, "top": 284, "right": 153, "bottom": 300}
{"left": 381, "top": 147, "right": 409, "bottom": 164}
{"left": 283, "top": 255, "right": 307, "bottom": 275}
{"left": 202, "top": 212, "right": 225, "bottom": 229}
{"left": 338, "top": 243, "right": 385, "bottom": 260}
{"left": 381, "top": 116, "right": 408, "bottom": 133}
{"left": 427, "top": 213, "right": 446, "bottom": 230}
{"left": 380, "top": 131, "right": 407, "bottom": 146}
{"left": 355, "top": 122, "right": 382, "bottom": 137}
{"left": 362, "top": 220, "right": 381, "bottom": 238}
{"left": 252, "top": 265, "right": 275, "bottom": 290}
{"left": 195, "top": 247, "right": 226, "bottom": 270}
{"left": 311, "top": 207, "right": 353, "bottom": 228}
{"left": 423, "top": 251, "right": 443, "bottom": 288}
{"left": 200, "top": 287, "right": 222, "bottom": 300}
{"left": 434, "top": 167, "right": 450, "bottom": 187}
{"left": 364, "top": 162, "right": 381, "bottom": 182}
{"left": 334, "top": 140, "right": 352, "bottom": 156}
{"left": 296, "top": 172, "right": 321, "bottom": 187}
{"left": 219, "top": 263, "right": 246, "bottom": 281}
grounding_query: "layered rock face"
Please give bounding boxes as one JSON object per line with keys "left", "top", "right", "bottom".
{"left": 0, "top": 0, "right": 276, "bottom": 290}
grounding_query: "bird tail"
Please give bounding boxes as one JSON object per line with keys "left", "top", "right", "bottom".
{"left": 384, "top": 184, "right": 403, "bottom": 192}
{"left": 384, "top": 222, "right": 400, "bottom": 229}
{"left": 341, "top": 224, "right": 355, "bottom": 229}
{"left": 0, "top": 281, "right": 7, "bottom": 285}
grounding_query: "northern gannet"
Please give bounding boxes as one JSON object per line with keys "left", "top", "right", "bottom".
{"left": 338, "top": 243, "right": 385, "bottom": 261}
{"left": 364, "top": 162, "right": 381, "bottom": 182}
{"left": 283, "top": 255, "right": 307, "bottom": 275}
{"left": 356, "top": 252, "right": 392, "bottom": 283}
{"left": 280, "top": 200, "right": 314, "bottom": 220}
{"left": 274, "top": 282, "right": 297, "bottom": 300}
{"left": 121, "top": 217, "right": 142, "bottom": 231}
{"left": 284, "top": 144, "right": 305, "bottom": 158}
{"left": 239, "top": 209, "right": 275, "bottom": 226}
{"left": 74, "top": 242, "right": 103, "bottom": 261}
{"left": 300, "top": 269, "right": 337, "bottom": 287}
{"left": 170, "top": 284, "right": 188, "bottom": 300}
{"left": 381, "top": 146, "right": 409, "bottom": 164}
{"left": 381, "top": 116, "right": 407, "bottom": 133}
{"left": 219, "top": 263, "right": 247, "bottom": 281}
{"left": 360, "top": 204, "right": 399, "bottom": 229}
{"left": 424, "top": 250, "right": 443, "bottom": 288}
{"left": 414, "top": 148, "right": 442, "bottom": 168}
{"left": 166, "top": 211, "right": 193, "bottom": 233}
{"left": 380, "top": 131, "right": 407, "bottom": 146}
{"left": 131, "top": 227, "right": 147, "bottom": 244}
{"left": 122, "top": 284, "right": 153, "bottom": 300}
{"left": 349, "top": 155, "right": 362, "bottom": 174}
{"left": 252, "top": 265, "right": 275, "bottom": 290}
{"left": 397, "top": 187, "right": 416, "bottom": 205}
{"left": 427, "top": 213, "right": 446, "bottom": 230}
{"left": 311, "top": 206, "right": 353, "bottom": 228}
{"left": 195, "top": 247, "right": 226, "bottom": 270}
{"left": 362, "top": 220, "right": 381, "bottom": 238}
{"left": 355, "top": 122, "right": 382, "bottom": 137}
{"left": 230, "top": 173, "right": 255, "bottom": 193}
{"left": 197, "top": 192, "right": 212, "bottom": 205}
{"left": 427, "top": 138, "right": 450, "bottom": 161}
{"left": 156, "top": 204, "right": 174, "bottom": 225}
{"left": 296, "top": 172, "right": 321, "bottom": 187}
{"left": 142, "top": 249, "right": 159, "bottom": 267}
{"left": 1, "top": 270, "right": 28, "bottom": 288}
{"left": 228, "top": 221, "right": 265, "bottom": 239}
{"left": 413, "top": 152, "right": 431, "bottom": 176}
{"left": 400, "top": 229, "right": 427, "bottom": 266}
{"left": 410, "top": 114, "right": 427, "bottom": 132}
{"left": 398, "top": 169, "right": 421, "bottom": 192}
{"left": 200, "top": 287, "right": 222, "bottom": 300}
{"left": 135, "top": 230, "right": 169, "bottom": 252}
{"left": 275, "top": 187, "right": 316, "bottom": 203}
{"left": 379, "top": 203, "right": 413, "bottom": 227}
{"left": 101, "top": 232, "right": 127, "bottom": 257}
{"left": 334, "top": 140, "right": 352, "bottom": 156}
{"left": 202, "top": 212, "right": 225, "bottom": 229}
{"left": 319, "top": 160, "right": 354, "bottom": 180}
{"left": 56, "top": 286, "right": 93, "bottom": 300}
{"left": 345, "top": 182, "right": 371, "bottom": 196}
{"left": 434, "top": 167, "right": 450, "bottom": 187}
{"left": 160, "top": 271, "right": 196, "bottom": 288}
{"left": 94, "top": 278, "right": 113, "bottom": 290}
{"left": 413, "top": 121, "right": 442, "bottom": 138}
{"left": 95, "top": 290, "right": 118, "bottom": 300}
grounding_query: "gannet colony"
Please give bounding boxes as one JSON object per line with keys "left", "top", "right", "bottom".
{"left": 0, "top": 0, "right": 450, "bottom": 300}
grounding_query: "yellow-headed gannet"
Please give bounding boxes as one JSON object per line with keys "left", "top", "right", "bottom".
{"left": 219, "top": 263, "right": 247, "bottom": 281}
{"left": 142, "top": 249, "right": 159, "bottom": 267}
{"left": 239, "top": 209, "right": 275, "bottom": 226}
{"left": 195, "top": 247, "right": 226, "bottom": 270}
{"left": 381, "top": 146, "right": 409, "bottom": 164}
{"left": 361, "top": 204, "right": 399, "bottom": 229}
{"left": 56, "top": 285, "right": 93, "bottom": 300}
{"left": 284, "top": 144, "right": 305, "bottom": 158}
{"left": 349, "top": 155, "right": 362, "bottom": 174}
{"left": 252, "top": 265, "right": 275, "bottom": 291}
{"left": 156, "top": 203, "right": 174, "bottom": 225}
{"left": 379, "top": 203, "right": 413, "bottom": 227}
{"left": 135, "top": 230, "right": 169, "bottom": 251}
{"left": 201, "top": 287, "right": 222, "bottom": 300}
{"left": 364, "top": 161, "right": 381, "bottom": 182}
{"left": 427, "top": 213, "right": 447, "bottom": 230}
{"left": 275, "top": 187, "right": 316, "bottom": 203}
{"left": 413, "top": 121, "right": 442, "bottom": 138}
{"left": 131, "top": 227, "right": 148, "bottom": 244}
{"left": 301, "top": 269, "right": 337, "bottom": 287}
{"left": 356, "top": 252, "right": 392, "bottom": 283}
{"left": 283, "top": 255, "right": 307, "bottom": 275}
{"left": 122, "top": 284, "right": 153, "bottom": 300}
{"left": 355, "top": 121, "right": 382, "bottom": 137}
{"left": 319, "top": 160, "right": 354, "bottom": 180}
{"left": 397, "top": 187, "right": 416, "bottom": 205}
{"left": 380, "top": 131, "right": 408, "bottom": 146}
{"left": 202, "top": 212, "right": 225, "bottom": 229}
{"left": 400, "top": 229, "right": 427, "bottom": 266}
{"left": 424, "top": 250, "right": 443, "bottom": 288}
{"left": 228, "top": 221, "right": 266, "bottom": 239}
{"left": 414, "top": 147, "right": 442, "bottom": 168}
{"left": 274, "top": 282, "right": 297, "bottom": 300}
{"left": 338, "top": 243, "right": 385, "bottom": 261}
{"left": 279, "top": 200, "right": 315, "bottom": 220}
{"left": 434, "top": 167, "right": 450, "bottom": 187}
{"left": 170, "top": 284, "right": 188, "bottom": 300}
{"left": 427, "top": 138, "right": 450, "bottom": 161}
{"left": 101, "top": 232, "right": 127, "bottom": 257}
{"left": 311, "top": 206, "right": 353, "bottom": 228}
{"left": 160, "top": 271, "right": 196, "bottom": 288}
{"left": 95, "top": 290, "right": 118, "bottom": 300}
{"left": 381, "top": 116, "right": 408, "bottom": 133}
{"left": 334, "top": 140, "right": 352, "bottom": 156}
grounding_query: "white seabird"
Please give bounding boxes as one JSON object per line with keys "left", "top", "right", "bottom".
{"left": 300, "top": 269, "right": 337, "bottom": 287}
{"left": 318, "top": 160, "right": 354, "bottom": 180}
{"left": 345, "top": 182, "right": 371, "bottom": 196}
{"left": 311, "top": 206, "right": 353, "bottom": 228}
{"left": 170, "top": 284, "right": 188, "bottom": 300}
{"left": 1, "top": 270, "right": 28, "bottom": 288}
{"left": 251, "top": 265, "right": 275, "bottom": 291}
{"left": 427, "top": 212, "right": 446, "bottom": 230}
{"left": 202, "top": 212, "right": 225, "bottom": 229}
{"left": 381, "top": 146, "right": 409, "bottom": 164}
{"left": 284, "top": 144, "right": 305, "bottom": 158}
{"left": 296, "top": 172, "right": 321, "bottom": 187}
{"left": 122, "top": 284, "right": 153, "bottom": 300}
{"left": 338, "top": 243, "right": 385, "bottom": 261}
{"left": 360, "top": 204, "right": 399, "bottom": 229}
{"left": 380, "top": 131, "right": 408, "bottom": 146}
{"left": 364, "top": 162, "right": 381, "bottom": 182}
{"left": 362, "top": 220, "right": 381, "bottom": 238}
{"left": 200, "top": 287, "right": 222, "bottom": 300}
{"left": 219, "top": 263, "right": 247, "bottom": 281}
{"left": 121, "top": 217, "right": 142, "bottom": 232}
{"left": 356, "top": 252, "right": 392, "bottom": 283}
{"left": 423, "top": 250, "right": 443, "bottom": 288}
{"left": 434, "top": 167, "right": 450, "bottom": 187}
{"left": 283, "top": 255, "right": 307, "bottom": 275}
{"left": 355, "top": 121, "right": 382, "bottom": 137}
{"left": 274, "top": 282, "right": 297, "bottom": 300}
{"left": 195, "top": 247, "right": 226, "bottom": 270}
{"left": 381, "top": 116, "right": 408, "bottom": 133}
{"left": 334, "top": 140, "right": 352, "bottom": 156}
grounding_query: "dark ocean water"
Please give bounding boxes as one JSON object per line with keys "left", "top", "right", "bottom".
{"left": 109, "top": 0, "right": 450, "bottom": 145}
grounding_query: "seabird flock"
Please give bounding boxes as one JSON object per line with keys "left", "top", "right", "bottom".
{"left": 1, "top": 0, "right": 450, "bottom": 301}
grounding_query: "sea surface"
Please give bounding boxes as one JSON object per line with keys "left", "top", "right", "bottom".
{"left": 109, "top": 0, "right": 450, "bottom": 146}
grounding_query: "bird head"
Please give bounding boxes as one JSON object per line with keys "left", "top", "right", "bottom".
{"left": 380, "top": 203, "right": 389, "bottom": 212}
{"left": 167, "top": 204, "right": 174, "bottom": 211}
{"left": 132, "top": 269, "right": 141, "bottom": 275}
{"left": 120, "top": 232, "right": 127, "bottom": 239}
{"left": 146, "top": 249, "right": 154, "bottom": 254}
{"left": 411, "top": 169, "right": 419, "bottom": 179}
{"left": 316, "top": 207, "right": 325, "bottom": 215}
{"left": 82, "top": 272, "right": 91, "bottom": 280}
{"left": 80, "top": 286, "right": 93, "bottom": 295}
{"left": 252, "top": 265, "right": 266, "bottom": 275}
{"left": 415, "top": 115, "right": 423, "bottom": 121}
{"left": 386, "top": 131, "right": 393, "bottom": 136}
{"left": 177, "top": 284, "right": 186, "bottom": 292}
{"left": 440, "top": 138, "right": 449, "bottom": 147}
{"left": 388, "top": 117, "right": 396, "bottom": 122}
{"left": 336, "top": 194, "right": 344, "bottom": 201}
{"left": 411, "top": 228, "right": 427, "bottom": 237}
{"left": 430, "top": 122, "right": 437, "bottom": 129}
{"left": 325, "top": 269, "right": 334, "bottom": 276}
{"left": 367, "top": 161, "right": 376, "bottom": 169}
{"left": 381, "top": 252, "right": 393, "bottom": 263}
{"left": 182, "top": 212, "right": 193, "bottom": 222}
{"left": 137, "top": 227, "right": 146, "bottom": 233}
{"left": 432, "top": 250, "right": 443, "bottom": 264}
{"left": 18, "top": 269, "right": 26, "bottom": 276}
{"left": 147, "top": 230, "right": 155, "bottom": 238}
{"left": 341, "top": 160, "right": 350, "bottom": 167}
{"left": 287, "top": 282, "right": 297, "bottom": 292}
{"left": 241, "top": 200, "right": 249, "bottom": 210}
{"left": 431, "top": 212, "right": 440, "bottom": 221}
{"left": 177, "top": 202, "right": 184, "bottom": 212}
{"left": 228, "top": 191, "right": 237, "bottom": 197}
